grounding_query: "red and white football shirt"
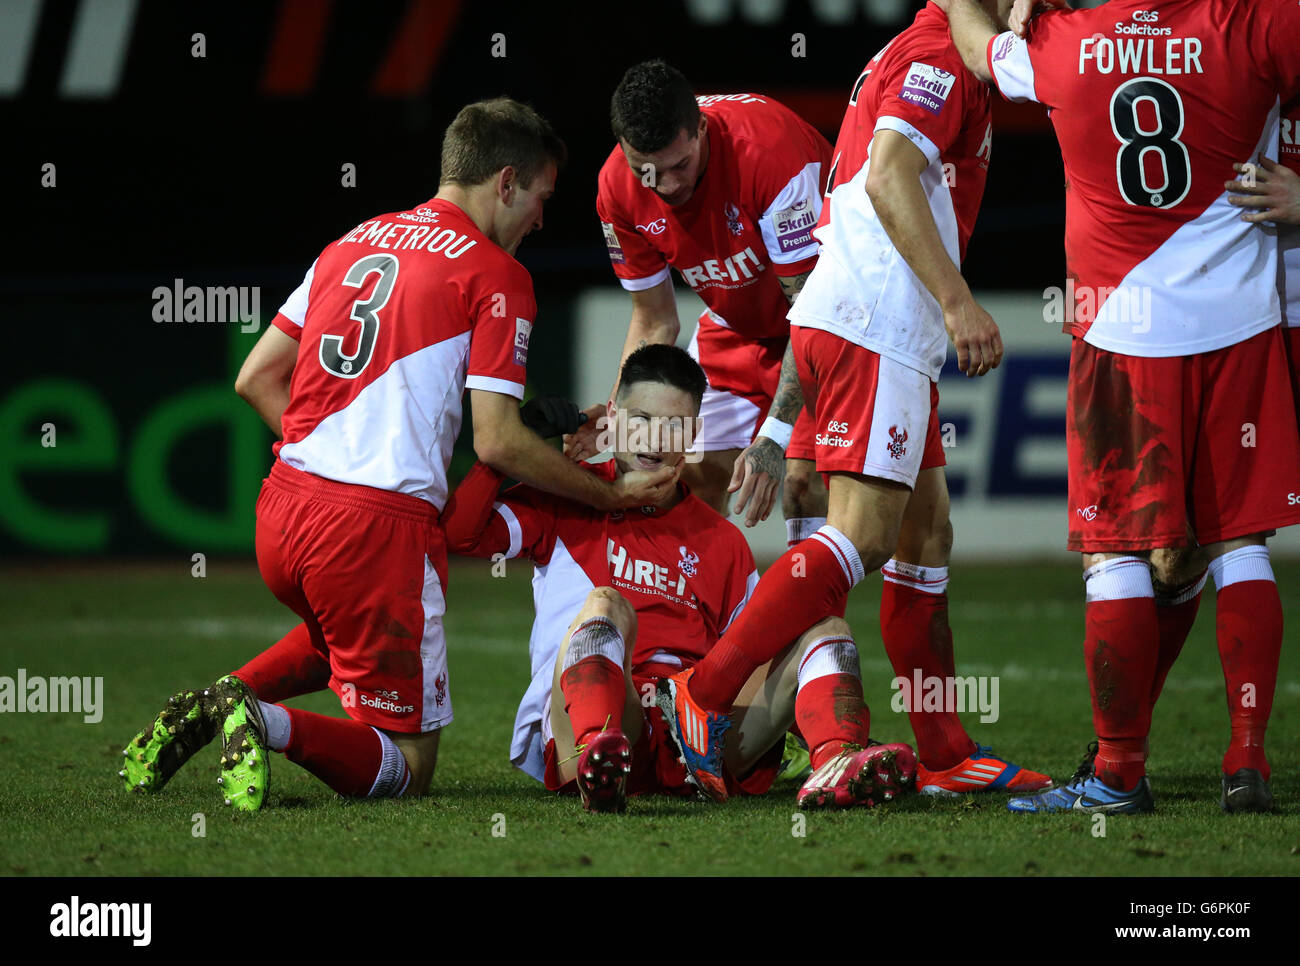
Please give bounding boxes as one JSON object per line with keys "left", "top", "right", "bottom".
{"left": 790, "top": 2, "right": 992, "bottom": 381}
{"left": 441, "top": 459, "right": 758, "bottom": 781}
{"left": 987, "top": 0, "right": 1300, "bottom": 356}
{"left": 596, "top": 95, "right": 832, "bottom": 341}
{"left": 270, "top": 199, "right": 536, "bottom": 510}
{"left": 1280, "top": 98, "right": 1299, "bottom": 328}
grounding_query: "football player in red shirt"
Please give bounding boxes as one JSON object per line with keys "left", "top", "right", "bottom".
{"left": 443, "top": 345, "right": 917, "bottom": 811}
{"left": 568, "top": 61, "right": 830, "bottom": 537}
{"left": 941, "top": 0, "right": 1300, "bottom": 813}
{"left": 120, "top": 99, "right": 675, "bottom": 810}
{"left": 657, "top": 0, "right": 1054, "bottom": 804}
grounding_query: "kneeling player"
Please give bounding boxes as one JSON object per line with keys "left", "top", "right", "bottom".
{"left": 441, "top": 345, "right": 916, "bottom": 811}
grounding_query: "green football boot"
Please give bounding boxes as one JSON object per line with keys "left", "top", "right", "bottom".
{"left": 120, "top": 687, "right": 221, "bottom": 793}
{"left": 777, "top": 731, "right": 813, "bottom": 784}
{"left": 212, "top": 675, "right": 270, "bottom": 812}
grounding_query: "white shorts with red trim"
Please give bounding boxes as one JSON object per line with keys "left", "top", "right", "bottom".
{"left": 791, "top": 325, "right": 944, "bottom": 489}
{"left": 687, "top": 310, "right": 816, "bottom": 457}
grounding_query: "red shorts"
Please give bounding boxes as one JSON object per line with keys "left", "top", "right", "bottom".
{"left": 688, "top": 312, "right": 817, "bottom": 461}
{"left": 790, "top": 325, "right": 945, "bottom": 487}
{"left": 541, "top": 661, "right": 782, "bottom": 798}
{"left": 1066, "top": 326, "right": 1300, "bottom": 552}
{"left": 255, "top": 460, "right": 451, "bottom": 734}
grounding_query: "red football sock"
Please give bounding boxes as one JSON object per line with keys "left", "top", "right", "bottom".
{"left": 1215, "top": 578, "right": 1281, "bottom": 779}
{"left": 232, "top": 623, "right": 330, "bottom": 703}
{"left": 283, "top": 708, "right": 409, "bottom": 797}
{"left": 1083, "top": 558, "right": 1158, "bottom": 791}
{"left": 561, "top": 657, "right": 626, "bottom": 748}
{"left": 796, "top": 676, "right": 870, "bottom": 771}
{"left": 880, "top": 562, "right": 975, "bottom": 770}
{"left": 1149, "top": 577, "right": 1204, "bottom": 710}
{"left": 692, "top": 526, "right": 863, "bottom": 712}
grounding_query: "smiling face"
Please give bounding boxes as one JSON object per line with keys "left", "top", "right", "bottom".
{"left": 494, "top": 161, "right": 557, "bottom": 256}
{"left": 619, "top": 114, "right": 709, "bottom": 207}
{"left": 609, "top": 379, "right": 701, "bottom": 479}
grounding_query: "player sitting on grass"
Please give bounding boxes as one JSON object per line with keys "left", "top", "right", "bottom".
{"left": 441, "top": 344, "right": 916, "bottom": 812}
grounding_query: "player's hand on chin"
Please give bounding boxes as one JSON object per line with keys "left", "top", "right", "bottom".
{"left": 613, "top": 460, "right": 680, "bottom": 508}
{"left": 1226, "top": 158, "right": 1300, "bottom": 226}
{"left": 943, "top": 295, "right": 1004, "bottom": 379}
{"left": 729, "top": 437, "right": 783, "bottom": 527}
{"left": 563, "top": 403, "right": 609, "bottom": 461}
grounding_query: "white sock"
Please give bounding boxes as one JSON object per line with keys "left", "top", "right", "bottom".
{"left": 796, "top": 634, "right": 861, "bottom": 689}
{"left": 882, "top": 559, "right": 950, "bottom": 595}
{"left": 786, "top": 516, "right": 827, "bottom": 547}
{"left": 367, "top": 728, "right": 412, "bottom": 798}
{"left": 258, "top": 700, "right": 291, "bottom": 751}
{"left": 809, "top": 524, "right": 866, "bottom": 588}
{"left": 1208, "top": 545, "right": 1274, "bottom": 591}
{"left": 1083, "top": 556, "right": 1153, "bottom": 602}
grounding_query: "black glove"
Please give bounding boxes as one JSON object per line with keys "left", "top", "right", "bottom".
{"left": 520, "top": 395, "right": 587, "bottom": 439}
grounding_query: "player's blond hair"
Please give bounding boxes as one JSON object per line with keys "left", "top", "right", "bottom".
{"left": 439, "top": 97, "right": 567, "bottom": 189}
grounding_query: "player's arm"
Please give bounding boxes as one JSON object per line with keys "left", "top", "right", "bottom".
{"left": 234, "top": 324, "right": 299, "bottom": 437}
{"left": 445, "top": 395, "right": 587, "bottom": 555}
{"left": 441, "top": 461, "right": 510, "bottom": 556}
{"left": 933, "top": 0, "right": 999, "bottom": 83}
{"left": 472, "top": 390, "right": 676, "bottom": 510}
{"left": 865, "top": 129, "right": 1002, "bottom": 376}
{"left": 729, "top": 270, "right": 812, "bottom": 527}
{"left": 1227, "top": 158, "right": 1300, "bottom": 225}
{"left": 565, "top": 277, "right": 680, "bottom": 460}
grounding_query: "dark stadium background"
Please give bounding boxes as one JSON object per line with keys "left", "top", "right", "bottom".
{"left": 3, "top": 0, "right": 1069, "bottom": 557}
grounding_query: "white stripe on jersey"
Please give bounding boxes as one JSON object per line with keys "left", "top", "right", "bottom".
{"left": 987, "top": 31, "right": 1037, "bottom": 104}
{"left": 279, "top": 332, "right": 469, "bottom": 509}
{"left": 790, "top": 121, "right": 960, "bottom": 381}
{"left": 493, "top": 502, "right": 524, "bottom": 559}
{"left": 1083, "top": 108, "right": 1282, "bottom": 357}
{"left": 616, "top": 265, "right": 672, "bottom": 293}
{"left": 465, "top": 374, "right": 525, "bottom": 400}
{"left": 720, "top": 569, "right": 759, "bottom": 635}
{"left": 276, "top": 259, "right": 317, "bottom": 329}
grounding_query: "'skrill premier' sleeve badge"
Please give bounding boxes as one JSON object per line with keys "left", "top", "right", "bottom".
{"left": 514, "top": 318, "right": 533, "bottom": 365}
{"left": 601, "top": 221, "right": 626, "bottom": 264}
{"left": 900, "top": 62, "right": 956, "bottom": 114}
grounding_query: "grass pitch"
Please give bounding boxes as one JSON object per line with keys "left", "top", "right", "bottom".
{"left": 2, "top": 559, "right": 1298, "bottom": 877}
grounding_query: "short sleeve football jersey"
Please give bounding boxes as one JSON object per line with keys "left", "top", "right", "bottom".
{"left": 986, "top": 0, "right": 1300, "bottom": 355}
{"left": 596, "top": 95, "right": 832, "bottom": 341}
{"left": 273, "top": 199, "right": 537, "bottom": 509}
{"left": 789, "top": 2, "right": 992, "bottom": 380}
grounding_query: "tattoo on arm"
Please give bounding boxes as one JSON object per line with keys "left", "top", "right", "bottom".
{"left": 769, "top": 342, "right": 804, "bottom": 425}
{"left": 777, "top": 271, "right": 810, "bottom": 306}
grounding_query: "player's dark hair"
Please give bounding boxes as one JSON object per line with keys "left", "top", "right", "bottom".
{"left": 439, "top": 97, "right": 567, "bottom": 189}
{"left": 617, "top": 344, "right": 707, "bottom": 410}
{"left": 610, "top": 60, "right": 700, "bottom": 153}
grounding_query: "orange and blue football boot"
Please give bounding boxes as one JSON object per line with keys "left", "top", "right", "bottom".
{"left": 916, "top": 743, "right": 1053, "bottom": 796}
{"left": 575, "top": 730, "right": 632, "bottom": 814}
{"left": 797, "top": 742, "right": 917, "bottom": 809}
{"left": 656, "top": 668, "right": 731, "bottom": 803}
